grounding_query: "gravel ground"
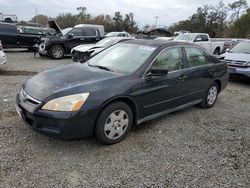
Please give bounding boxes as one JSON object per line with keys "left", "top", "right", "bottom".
{"left": 0, "top": 50, "right": 250, "bottom": 188}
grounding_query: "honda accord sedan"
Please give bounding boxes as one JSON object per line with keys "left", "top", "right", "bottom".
{"left": 16, "top": 40, "right": 229, "bottom": 144}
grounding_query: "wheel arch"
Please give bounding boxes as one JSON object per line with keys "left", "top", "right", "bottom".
{"left": 214, "top": 79, "right": 222, "bottom": 93}
{"left": 99, "top": 96, "right": 139, "bottom": 125}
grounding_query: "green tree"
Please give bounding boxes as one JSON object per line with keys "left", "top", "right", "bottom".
{"left": 55, "top": 13, "right": 78, "bottom": 28}
{"left": 226, "top": 9, "right": 250, "bottom": 38}
{"left": 228, "top": 0, "right": 248, "bottom": 21}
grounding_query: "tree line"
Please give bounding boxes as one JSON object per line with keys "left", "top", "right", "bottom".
{"left": 30, "top": 7, "right": 138, "bottom": 33}
{"left": 168, "top": 0, "right": 249, "bottom": 38}
{"left": 27, "top": 0, "right": 249, "bottom": 38}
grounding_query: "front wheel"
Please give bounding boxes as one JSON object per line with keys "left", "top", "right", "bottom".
{"left": 50, "top": 45, "right": 65, "bottom": 59}
{"left": 95, "top": 102, "right": 133, "bottom": 145}
{"left": 200, "top": 82, "right": 219, "bottom": 108}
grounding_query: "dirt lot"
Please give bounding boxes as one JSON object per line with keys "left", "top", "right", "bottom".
{"left": 0, "top": 50, "right": 250, "bottom": 187}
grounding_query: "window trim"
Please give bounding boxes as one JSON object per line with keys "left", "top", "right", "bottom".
{"left": 183, "top": 46, "right": 211, "bottom": 69}
{"left": 142, "top": 46, "right": 185, "bottom": 79}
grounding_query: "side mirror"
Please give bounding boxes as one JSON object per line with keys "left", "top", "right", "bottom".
{"left": 146, "top": 66, "right": 168, "bottom": 78}
{"left": 67, "top": 33, "right": 74, "bottom": 39}
{"left": 195, "top": 38, "right": 202, "bottom": 42}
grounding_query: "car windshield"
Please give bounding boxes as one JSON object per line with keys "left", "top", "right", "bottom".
{"left": 88, "top": 43, "right": 155, "bottom": 74}
{"left": 229, "top": 41, "right": 250, "bottom": 54}
{"left": 96, "top": 38, "right": 119, "bottom": 47}
{"left": 62, "top": 28, "right": 73, "bottom": 36}
{"left": 174, "top": 33, "right": 195, "bottom": 41}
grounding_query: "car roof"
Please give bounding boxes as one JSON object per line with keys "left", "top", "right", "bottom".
{"left": 122, "top": 39, "right": 194, "bottom": 48}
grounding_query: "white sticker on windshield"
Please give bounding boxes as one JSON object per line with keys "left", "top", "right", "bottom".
{"left": 139, "top": 46, "right": 156, "bottom": 51}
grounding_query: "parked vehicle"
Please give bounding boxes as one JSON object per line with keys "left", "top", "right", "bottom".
{"left": 222, "top": 40, "right": 250, "bottom": 77}
{"left": 105, "top": 32, "right": 130, "bottom": 37}
{"left": 0, "top": 13, "right": 17, "bottom": 23}
{"left": 174, "top": 33, "right": 224, "bottom": 55}
{"left": 16, "top": 40, "right": 229, "bottom": 144}
{"left": 0, "top": 22, "right": 41, "bottom": 50}
{"left": 18, "top": 26, "right": 56, "bottom": 36}
{"left": 0, "top": 41, "right": 7, "bottom": 65}
{"left": 38, "top": 21, "right": 105, "bottom": 59}
{"left": 71, "top": 37, "right": 133, "bottom": 62}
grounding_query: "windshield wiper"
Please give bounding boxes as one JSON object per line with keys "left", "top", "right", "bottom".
{"left": 87, "top": 62, "right": 113, "bottom": 72}
{"left": 94, "top": 65, "right": 114, "bottom": 72}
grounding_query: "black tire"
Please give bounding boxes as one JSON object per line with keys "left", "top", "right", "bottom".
{"left": 49, "top": 45, "right": 65, "bottom": 59}
{"left": 79, "top": 53, "right": 90, "bottom": 63}
{"left": 95, "top": 102, "right": 133, "bottom": 145}
{"left": 39, "top": 53, "right": 46, "bottom": 57}
{"left": 4, "top": 18, "right": 12, "bottom": 23}
{"left": 200, "top": 82, "right": 219, "bottom": 108}
{"left": 213, "top": 48, "right": 220, "bottom": 55}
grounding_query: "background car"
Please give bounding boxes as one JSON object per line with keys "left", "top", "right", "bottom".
{"left": 223, "top": 40, "right": 250, "bottom": 77}
{"left": 16, "top": 40, "right": 228, "bottom": 145}
{"left": 105, "top": 31, "right": 130, "bottom": 37}
{"left": 71, "top": 37, "right": 133, "bottom": 63}
{"left": 0, "top": 41, "right": 7, "bottom": 65}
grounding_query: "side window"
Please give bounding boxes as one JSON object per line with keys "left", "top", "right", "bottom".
{"left": 152, "top": 48, "right": 182, "bottom": 72}
{"left": 185, "top": 47, "right": 208, "bottom": 67}
{"left": 201, "top": 35, "right": 209, "bottom": 41}
{"left": 118, "top": 33, "right": 126, "bottom": 37}
{"left": 82, "top": 28, "right": 97, "bottom": 37}
{"left": 194, "top": 35, "right": 202, "bottom": 42}
{"left": 69, "top": 28, "right": 82, "bottom": 36}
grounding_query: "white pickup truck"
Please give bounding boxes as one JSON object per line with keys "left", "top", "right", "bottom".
{"left": 0, "top": 13, "right": 18, "bottom": 23}
{"left": 174, "top": 33, "right": 224, "bottom": 55}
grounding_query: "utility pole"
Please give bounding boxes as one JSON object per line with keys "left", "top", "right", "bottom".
{"left": 154, "top": 16, "right": 159, "bottom": 28}
{"left": 35, "top": 8, "right": 38, "bottom": 27}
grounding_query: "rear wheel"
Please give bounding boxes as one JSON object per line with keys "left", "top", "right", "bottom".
{"left": 200, "top": 82, "right": 219, "bottom": 108}
{"left": 50, "top": 45, "right": 64, "bottom": 59}
{"left": 213, "top": 48, "right": 220, "bottom": 55}
{"left": 4, "top": 18, "right": 12, "bottom": 23}
{"left": 95, "top": 102, "right": 133, "bottom": 145}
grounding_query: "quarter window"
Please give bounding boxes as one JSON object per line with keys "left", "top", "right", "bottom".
{"left": 185, "top": 47, "right": 208, "bottom": 67}
{"left": 83, "top": 28, "right": 97, "bottom": 36}
{"left": 152, "top": 48, "right": 182, "bottom": 72}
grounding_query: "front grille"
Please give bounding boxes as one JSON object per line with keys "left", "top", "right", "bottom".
{"left": 20, "top": 88, "right": 41, "bottom": 105}
{"left": 225, "top": 59, "right": 249, "bottom": 68}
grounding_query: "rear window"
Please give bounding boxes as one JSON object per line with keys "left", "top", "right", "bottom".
{"left": 82, "top": 28, "right": 97, "bottom": 37}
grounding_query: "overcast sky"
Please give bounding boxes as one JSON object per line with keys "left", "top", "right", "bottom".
{"left": 1, "top": 0, "right": 249, "bottom": 28}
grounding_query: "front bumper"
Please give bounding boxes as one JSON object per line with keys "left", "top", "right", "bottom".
{"left": 16, "top": 93, "right": 99, "bottom": 139}
{"left": 38, "top": 43, "right": 48, "bottom": 55}
{"left": 228, "top": 66, "right": 250, "bottom": 77}
{"left": 0, "top": 51, "right": 7, "bottom": 65}
{"left": 71, "top": 50, "right": 80, "bottom": 62}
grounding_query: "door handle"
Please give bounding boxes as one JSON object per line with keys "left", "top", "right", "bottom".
{"left": 178, "top": 75, "right": 188, "bottom": 82}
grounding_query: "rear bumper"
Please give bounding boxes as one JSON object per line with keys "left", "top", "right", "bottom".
{"left": 16, "top": 94, "right": 99, "bottom": 139}
{"left": 228, "top": 66, "right": 250, "bottom": 77}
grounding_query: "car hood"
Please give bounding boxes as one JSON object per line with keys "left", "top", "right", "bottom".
{"left": 73, "top": 44, "right": 105, "bottom": 52}
{"left": 48, "top": 20, "right": 62, "bottom": 35}
{"left": 23, "top": 63, "right": 122, "bottom": 101}
{"left": 224, "top": 52, "right": 250, "bottom": 62}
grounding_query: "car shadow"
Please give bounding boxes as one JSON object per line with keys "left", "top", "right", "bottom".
{"left": 229, "top": 75, "right": 250, "bottom": 85}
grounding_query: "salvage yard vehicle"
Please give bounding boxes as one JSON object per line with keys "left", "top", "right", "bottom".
{"left": 174, "top": 33, "right": 224, "bottom": 55}
{"left": 105, "top": 32, "right": 130, "bottom": 37}
{"left": 222, "top": 40, "right": 250, "bottom": 77}
{"left": 0, "top": 41, "right": 7, "bottom": 65}
{"left": 39, "top": 21, "right": 105, "bottom": 59}
{"left": 0, "top": 22, "right": 41, "bottom": 50}
{"left": 0, "top": 13, "right": 17, "bottom": 23}
{"left": 71, "top": 37, "right": 133, "bottom": 62}
{"left": 16, "top": 40, "right": 229, "bottom": 144}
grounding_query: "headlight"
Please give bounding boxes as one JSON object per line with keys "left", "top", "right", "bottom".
{"left": 42, "top": 93, "right": 89, "bottom": 112}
